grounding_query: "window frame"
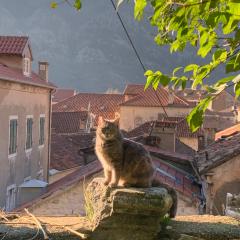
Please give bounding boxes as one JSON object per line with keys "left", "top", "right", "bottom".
{"left": 23, "top": 58, "right": 31, "bottom": 76}
{"left": 8, "top": 116, "right": 18, "bottom": 158}
{"left": 25, "top": 115, "right": 33, "bottom": 152}
{"left": 39, "top": 114, "right": 45, "bottom": 147}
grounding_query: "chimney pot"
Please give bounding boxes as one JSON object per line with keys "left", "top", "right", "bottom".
{"left": 38, "top": 61, "right": 49, "bottom": 82}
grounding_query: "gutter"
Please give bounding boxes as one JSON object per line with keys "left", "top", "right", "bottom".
{"left": 47, "top": 88, "right": 55, "bottom": 183}
{"left": 0, "top": 75, "right": 55, "bottom": 90}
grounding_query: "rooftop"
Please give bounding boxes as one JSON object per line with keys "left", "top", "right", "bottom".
{"left": 52, "top": 111, "right": 88, "bottom": 134}
{"left": 127, "top": 117, "right": 204, "bottom": 139}
{"left": 53, "top": 93, "right": 124, "bottom": 122}
{"left": 0, "top": 64, "right": 55, "bottom": 89}
{"left": 121, "top": 84, "right": 191, "bottom": 107}
{"left": 15, "top": 160, "right": 102, "bottom": 212}
{"left": 195, "top": 132, "right": 240, "bottom": 174}
{"left": 52, "top": 88, "right": 77, "bottom": 103}
{"left": 50, "top": 132, "right": 95, "bottom": 171}
{"left": 0, "top": 36, "right": 29, "bottom": 56}
{"left": 215, "top": 123, "right": 240, "bottom": 140}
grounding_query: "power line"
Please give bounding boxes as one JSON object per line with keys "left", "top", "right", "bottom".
{"left": 109, "top": 0, "right": 168, "bottom": 117}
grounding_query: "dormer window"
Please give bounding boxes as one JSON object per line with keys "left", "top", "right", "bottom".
{"left": 23, "top": 58, "right": 31, "bottom": 76}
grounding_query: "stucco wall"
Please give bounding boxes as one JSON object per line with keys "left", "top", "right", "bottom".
{"left": 204, "top": 155, "right": 240, "bottom": 215}
{"left": 212, "top": 91, "right": 235, "bottom": 112}
{"left": 0, "top": 79, "right": 51, "bottom": 210}
{"left": 0, "top": 46, "right": 32, "bottom": 72}
{"left": 29, "top": 172, "right": 102, "bottom": 216}
{"left": 179, "top": 137, "right": 198, "bottom": 151}
{"left": 49, "top": 167, "right": 81, "bottom": 184}
{"left": 119, "top": 106, "right": 191, "bottom": 131}
{"left": 177, "top": 193, "right": 199, "bottom": 216}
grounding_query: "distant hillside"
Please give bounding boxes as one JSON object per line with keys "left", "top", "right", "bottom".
{"left": 0, "top": 0, "right": 227, "bottom": 92}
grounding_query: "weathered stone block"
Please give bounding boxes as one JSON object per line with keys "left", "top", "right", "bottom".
{"left": 86, "top": 178, "right": 173, "bottom": 240}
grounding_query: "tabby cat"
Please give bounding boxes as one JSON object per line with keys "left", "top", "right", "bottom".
{"left": 95, "top": 116, "right": 178, "bottom": 217}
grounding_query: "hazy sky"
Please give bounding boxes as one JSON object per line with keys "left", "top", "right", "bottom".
{"left": 0, "top": 0, "right": 224, "bottom": 92}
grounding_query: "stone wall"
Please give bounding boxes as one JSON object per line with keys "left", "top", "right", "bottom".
{"left": 28, "top": 171, "right": 102, "bottom": 216}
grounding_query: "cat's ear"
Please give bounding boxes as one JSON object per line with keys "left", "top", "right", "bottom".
{"left": 113, "top": 114, "right": 120, "bottom": 126}
{"left": 98, "top": 116, "right": 105, "bottom": 126}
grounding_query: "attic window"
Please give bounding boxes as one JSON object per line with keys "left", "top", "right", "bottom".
{"left": 23, "top": 58, "right": 30, "bottom": 76}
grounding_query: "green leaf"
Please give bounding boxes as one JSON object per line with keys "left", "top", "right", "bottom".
{"left": 145, "top": 75, "right": 155, "bottom": 90}
{"left": 158, "top": 74, "right": 170, "bottom": 87}
{"left": 172, "top": 67, "right": 182, "bottom": 76}
{"left": 228, "top": 1, "right": 240, "bottom": 16}
{"left": 51, "top": 1, "right": 58, "bottom": 9}
{"left": 192, "top": 65, "right": 211, "bottom": 89}
{"left": 144, "top": 70, "right": 153, "bottom": 76}
{"left": 212, "top": 49, "right": 227, "bottom": 63}
{"left": 134, "top": 0, "right": 147, "bottom": 20}
{"left": 234, "top": 81, "right": 240, "bottom": 98}
{"left": 74, "top": 0, "right": 82, "bottom": 11}
{"left": 226, "top": 55, "right": 240, "bottom": 73}
{"left": 184, "top": 64, "right": 199, "bottom": 73}
{"left": 215, "top": 76, "right": 235, "bottom": 87}
{"left": 187, "top": 96, "right": 213, "bottom": 132}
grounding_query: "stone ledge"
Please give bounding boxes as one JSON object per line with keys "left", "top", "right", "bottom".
{"left": 86, "top": 178, "right": 174, "bottom": 240}
{"left": 0, "top": 215, "right": 239, "bottom": 240}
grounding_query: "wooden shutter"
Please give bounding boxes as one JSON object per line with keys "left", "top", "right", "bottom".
{"left": 9, "top": 119, "right": 17, "bottom": 154}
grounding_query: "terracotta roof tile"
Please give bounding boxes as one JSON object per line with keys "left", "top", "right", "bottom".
{"left": 196, "top": 132, "right": 240, "bottom": 173}
{"left": 0, "top": 64, "right": 55, "bottom": 89}
{"left": 215, "top": 123, "right": 240, "bottom": 140}
{"left": 152, "top": 157, "right": 201, "bottom": 200}
{"left": 52, "top": 111, "right": 88, "bottom": 134}
{"left": 15, "top": 160, "right": 102, "bottom": 212}
{"left": 0, "top": 36, "right": 28, "bottom": 55}
{"left": 52, "top": 88, "right": 77, "bottom": 103}
{"left": 53, "top": 93, "right": 124, "bottom": 123}
{"left": 121, "top": 84, "right": 191, "bottom": 107}
{"left": 127, "top": 117, "right": 204, "bottom": 139}
{"left": 50, "top": 132, "right": 95, "bottom": 171}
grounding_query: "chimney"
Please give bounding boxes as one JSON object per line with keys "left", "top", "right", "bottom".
{"left": 38, "top": 61, "right": 49, "bottom": 82}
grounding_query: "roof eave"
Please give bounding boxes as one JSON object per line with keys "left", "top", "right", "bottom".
{"left": 0, "top": 75, "right": 56, "bottom": 90}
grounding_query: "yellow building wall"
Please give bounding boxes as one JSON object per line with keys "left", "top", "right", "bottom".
{"left": 179, "top": 137, "right": 198, "bottom": 151}
{"left": 119, "top": 106, "right": 191, "bottom": 131}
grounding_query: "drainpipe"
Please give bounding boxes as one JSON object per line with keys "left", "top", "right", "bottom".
{"left": 47, "top": 88, "right": 55, "bottom": 183}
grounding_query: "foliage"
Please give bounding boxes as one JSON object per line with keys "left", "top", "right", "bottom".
{"left": 51, "top": 0, "right": 81, "bottom": 11}
{"left": 132, "top": 0, "right": 240, "bottom": 132}
{"left": 52, "top": 0, "right": 240, "bottom": 132}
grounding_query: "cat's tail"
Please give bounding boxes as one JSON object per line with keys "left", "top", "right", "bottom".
{"left": 152, "top": 178, "right": 178, "bottom": 218}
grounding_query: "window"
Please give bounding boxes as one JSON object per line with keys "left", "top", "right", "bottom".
{"left": 9, "top": 118, "right": 18, "bottom": 155}
{"left": 23, "top": 58, "right": 30, "bottom": 76}
{"left": 26, "top": 117, "right": 33, "bottom": 150}
{"left": 39, "top": 116, "right": 45, "bottom": 146}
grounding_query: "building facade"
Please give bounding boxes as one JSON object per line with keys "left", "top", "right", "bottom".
{"left": 0, "top": 36, "right": 55, "bottom": 211}
{"left": 195, "top": 132, "right": 240, "bottom": 215}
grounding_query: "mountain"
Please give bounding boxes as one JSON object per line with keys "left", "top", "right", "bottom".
{"left": 0, "top": 0, "right": 227, "bottom": 92}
